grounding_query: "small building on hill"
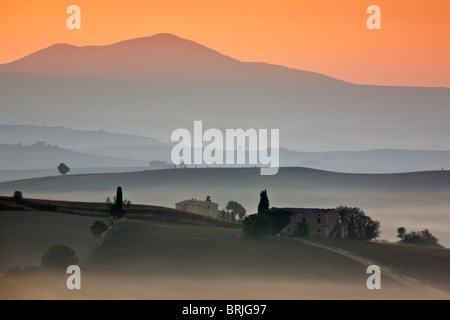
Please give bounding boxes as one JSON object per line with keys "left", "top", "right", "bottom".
{"left": 275, "top": 208, "right": 344, "bottom": 238}
{"left": 150, "top": 160, "right": 169, "bottom": 169}
{"left": 175, "top": 196, "right": 219, "bottom": 218}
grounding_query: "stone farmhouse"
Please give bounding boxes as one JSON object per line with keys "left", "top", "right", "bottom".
{"left": 275, "top": 208, "right": 345, "bottom": 238}
{"left": 175, "top": 196, "right": 219, "bottom": 218}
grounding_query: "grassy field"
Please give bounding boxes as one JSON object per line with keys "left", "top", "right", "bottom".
{"left": 1, "top": 207, "right": 449, "bottom": 299}
{"left": 0, "top": 210, "right": 107, "bottom": 271}
{"left": 2, "top": 218, "right": 446, "bottom": 299}
{"left": 0, "top": 195, "right": 228, "bottom": 226}
{"left": 312, "top": 238, "right": 450, "bottom": 293}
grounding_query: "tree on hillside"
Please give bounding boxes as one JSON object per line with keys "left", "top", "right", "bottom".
{"left": 41, "top": 245, "right": 79, "bottom": 270}
{"left": 90, "top": 220, "right": 108, "bottom": 238}
{"left": 242, "top": 214, "right": 270, "bottom": 237}
{"left": 225, "top": 201, "right": 247, "bottom": 222}
{"left": 116, "top": 186, "right": 123, "bottom": 208}
{"left": 400, "top": 228, "right": 441, "bottom": 247}
{"left": 109, "top": 186, "right": 126, "bottom": 218}
{"left": 106, "top": 192, "right": 131, "bottom": 214}
{"left": 57, "top": 163, "right": 70, "bottom": 175}
{"left": 257, "top": 189, "right": 269, "bottom": 214}
{"left": 397, "top": 227, "right": 406, "bottom": 239}
{"left": 13, "top": 191, "right": 23, "bottom": 203}
{"left": 336, "top": 206, "right": 380, "bottom": 241}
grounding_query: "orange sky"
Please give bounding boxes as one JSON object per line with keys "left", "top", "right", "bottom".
{"left": 1, "top": 0, "right": 449, "bottom": 87}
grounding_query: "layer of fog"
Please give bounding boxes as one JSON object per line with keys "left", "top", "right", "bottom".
{"left": 1, "top": 168, "right": 448, "bottom": 247}
{"left": 0, "top": 273, "right": 432, "bottom": 300}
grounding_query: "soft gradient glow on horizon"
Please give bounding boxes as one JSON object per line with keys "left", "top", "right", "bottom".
{"left": 0, "top": 0, "right": 449, "bottom": 87}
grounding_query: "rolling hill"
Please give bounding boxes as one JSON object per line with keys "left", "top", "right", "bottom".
{"left": 0, "top": 124, "right": 163, "bottom": 150}
{"left": 1, "top": 217, "right": 449, "bottom": 299}
{"left": 0, "top": 210, "right": 105, "bottom": 271}
{"left": 0, "top": 144, "right": 147, "bottom": 170}
{"left": 2, "top": 124, "right": 450, "bottom": 174}
{"left": 0, "top": 167, "right": 449, "bottom": 246}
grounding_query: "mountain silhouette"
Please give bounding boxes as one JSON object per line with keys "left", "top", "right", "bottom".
{"left": 0, "top": 33, "right": 339, "bottom": 87}
{"left": 0, "top": 33, "right": 449, "bottom": 150}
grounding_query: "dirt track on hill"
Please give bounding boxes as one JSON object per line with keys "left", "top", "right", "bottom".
{"left": 297, "top": 239, "right": 450, "bottom": 299}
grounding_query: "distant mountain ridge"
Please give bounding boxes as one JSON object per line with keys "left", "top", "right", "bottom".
{"left": 0, "top": 33, "right": 339, "bottom": 86}
{"left": 0, "top": 124, "right": 162, "bottom": 150}
{"left": 1, "top": 125, "right": 450, "bottom": 173}
{"left": 0, "top": 33, "right": 449, "bottom": 151}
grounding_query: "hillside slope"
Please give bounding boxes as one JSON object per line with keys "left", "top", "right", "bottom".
{"left": 3, "top": 220, "right": 446, "bottom": 299}
{"left": 0, "top": 167, "right": 449, "bottom": 246}
{"left": 0, "top": 210, "right": 105, "bottom": 271}
{"left": 0, "top": 124, "right": 162, "bottom": 150}
{"left": 0, "top": 144, "right": 146, "bottom": 170}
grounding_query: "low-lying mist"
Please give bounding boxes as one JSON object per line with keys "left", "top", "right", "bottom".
{"left": 0, "top": 272, "right": 432, "bottom": 300}
{"left": 0, "top": 168, "right": 449, "bottom": 246}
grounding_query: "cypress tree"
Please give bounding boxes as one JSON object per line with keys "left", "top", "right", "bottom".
{"left": 116, "top": 186, "right": 123, "bottom": 209}
{"left": 110, "top": 186, "right": 125, "bottom": 218}
{"left": 258, "top": 189, "right": 270, "bottom": 214}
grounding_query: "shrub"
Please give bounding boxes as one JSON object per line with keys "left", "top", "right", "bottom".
{"left": 242, "top": 214, "right": 270, "bottom": 237}
{"left": 4, "top": 265, "right": 42, "bottom": 277}
{"left": 41, "top": 245, "right": 79, "bottom": 270}
{"left": 401, "top": 229, "right": 441, "bottom": 247}
{"left": 57, "top": 163, "right": 70, "bottom": 175}
{"left": 13, "top": 191, "right": 23, "bottom": 203}
{"left": 90, "top": 220, "right": 108, "bottom": 238}
{"left": 109, "top": 203, "right": 125, "bottom": 218}
{"left": 266, "top": 209, "right": 291, "bottom": 235}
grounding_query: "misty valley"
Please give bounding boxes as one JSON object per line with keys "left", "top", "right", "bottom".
{"left": 0, "top": 30, "right": 449, "bottom": 301}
